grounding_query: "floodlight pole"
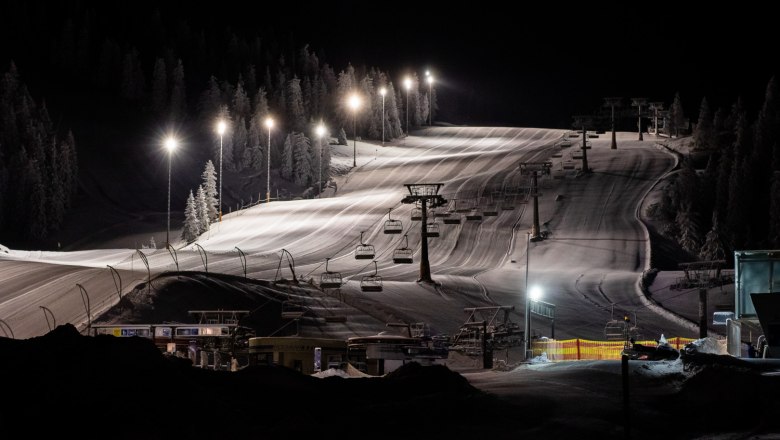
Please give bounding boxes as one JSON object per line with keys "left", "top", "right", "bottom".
{"left": 520, "top": 162, "right": 551, "bottom": 241}
{"left": 524, "top": 232, "right": 531, "bottom": 360}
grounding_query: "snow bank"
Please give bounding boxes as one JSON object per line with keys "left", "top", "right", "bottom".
{"left": 0, "top": 243, "right": 9, "bottom": 253}
{"left": 685, "top": 337, "right": 728, "bottom": 355}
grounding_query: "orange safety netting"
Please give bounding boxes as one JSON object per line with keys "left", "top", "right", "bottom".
{"left": 530, "top": 337, "right": 695, "bottom": 361}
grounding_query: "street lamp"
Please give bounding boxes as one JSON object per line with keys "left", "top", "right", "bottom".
{"left": 348, "top": 94, "right": 361, "bottom": 168}
{"left": 379, "top": 87, "right": 387, "bottom": 147}
{"left": 316, "top": 123, "right": 326, "bottom": 196}
{"left": 265, "top": 117, "right": 274, "bottom": 203}
{"left": 426, "top": 74, "right": 434, "bottom": 126}
{"left": 164, "top": 137, "right": 177, "bottom": 247}
{"left": 216, "top": 120, "right": 226, "bottom": 222}
{"left": 403, "top": 77, "right": 412, "bottom": 135}
{"left": 524, "top": 232, "right": 532, "bottom": 360}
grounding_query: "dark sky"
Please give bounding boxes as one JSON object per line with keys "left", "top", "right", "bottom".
{"left": 2, "top": 1, "right": 777, "bottom": 127}
{"left": 214, "top": 1, "right": 777, "bottom": 126}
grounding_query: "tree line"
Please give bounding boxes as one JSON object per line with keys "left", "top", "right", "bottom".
{"left": 0, "top": 63, "right": 78, "bottom": 242}
{"left": 658, "top": 77, "right": 780, "bottom": 260}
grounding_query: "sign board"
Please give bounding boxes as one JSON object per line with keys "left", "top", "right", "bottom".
{"left": 530, "top": 300, "right": 555, "bottom": 319}
{"left": 314, "top": 347, "right": 322, "bottom": 372}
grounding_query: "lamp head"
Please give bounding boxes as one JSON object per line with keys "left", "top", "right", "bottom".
{"left": 348, "top": 94, "right": 361, "bottom": 110}
{"left": 316, "top": 124, "right": 326, "bottom": 137}
{"left": 217, "top": 120, "right": 226, "bottom": 135}
{"left": 529, "top": 285, "right": 543, "bottom": 301}
{"left": 164, "top": 137, "right": 177, "bottom": 153}
{"left": 379, "top": 87, "right": 387, "bottom": 97}
{"left": 265, "top": 117, "right": 274, "bottom": 129}
{"left": 404, "top": 77, "right": 412, "bottom": 90}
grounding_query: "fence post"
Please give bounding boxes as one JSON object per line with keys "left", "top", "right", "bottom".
{"left": 576, "top": 338, "right": 581, "bottom": 360}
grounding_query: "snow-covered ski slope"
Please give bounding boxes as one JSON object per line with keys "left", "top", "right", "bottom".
{"left": 1, "top": 127, "right": 696, "bottom": 341}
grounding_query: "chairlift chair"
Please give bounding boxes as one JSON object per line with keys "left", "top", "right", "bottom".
{"left": 426, "top": 222, "right": 440, "bottom": 237}
{"left": 411, "top": 205, "right": 422, "bottom": 221}
{"left": 444, "top": 199, "right": 463, "bottom": 224}
{"left": 482, "top": 200, "right": 498, "bottom": 217}
{"left": 360, "top": 261, "right": 383, "bottom": 292}
{"left": 392, "top": 235, "right": 414, "bottom": 264}
{"left": 355, "top": 231, "right": 375, "bottom": 260}
{"left": 320, "top": 257, "right": 343, "bottom": 289}
{"left": 466, "top": 206, "right": 483, "bottom": 221}
{"left": 383, "top": 208, "right": 403, "bottom": 234}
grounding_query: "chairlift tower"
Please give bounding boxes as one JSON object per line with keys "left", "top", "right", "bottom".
{"left": 572, "top": 115, "right": 594, "bottom": 174}
{"left": 603, "top": 97, "right": 622, "bottom": 149}
{"left": 678, "top": 260, "right": 726, "bottom": 339}
{"left": 401, "top": 183, "right": 447, "bottom": 283}
{"left": 631, "top": 98, "right": 647, "bottom": 141}
{"left": 519, "top": 162, "right": 551, "bottom": 241}
{"left": 648, "top": 102, "right": 664, "bottom": 135}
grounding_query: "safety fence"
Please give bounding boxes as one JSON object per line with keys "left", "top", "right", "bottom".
{"left": 530, "top": 337, "right": 696, "bottom": 361}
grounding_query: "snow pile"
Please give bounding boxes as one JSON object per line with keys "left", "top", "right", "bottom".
{"left": 0, "top": 243, "right": 9, "bottom": 253}
{"left": 684, "top": 337, "right": 728, "bottom": 355}
{"left": 529, "top": 352, "right": 550, "bottom": 364}
{"left": 312, "top": 367, "right": 351, "bottom": 378}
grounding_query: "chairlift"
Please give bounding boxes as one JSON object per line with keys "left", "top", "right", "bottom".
{"left": 466, "top": 207, "right": 483, "bottom": 221}
{"left": 604, "top": 320, "right": 627, "bottom": 341}
{"left": 384, "top": 208, "right": 403, "bottom": 234}
{"left": 411, "top": 204, "right": 422, "bottom": 221}
{"left": 360, "top": 261, "right": 383, "bottom": 292}
{"left": 562, "top": 161, "right": 575, "bottom": 170}
{"left": 355, "top": 231, "right": 375, "bottom": 260}
{"left": 320, "top": 257, "right": 343, "bottom": 289}
{"left": 426, "top": 222, "right": 440, "bottom": 237}
{"left": 281, "top": 300, "right": 306, "bottom": 319}
{"left": 483, "top": 202, "right": 498, "bottom": 217}
{"left": 392, "top": 235, "right": 414, "bottom": 264}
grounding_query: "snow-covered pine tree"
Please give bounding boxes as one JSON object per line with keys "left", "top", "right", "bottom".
{"left": 287, "top": 76, "right": 306, "bottom": 133}
{"left": 197, "top": 75, "right": 222, "bottom": 122}
{"left": 337, "top": 127, "right": 348, "bottom": 145}
{"left": 196, "top": 185, "right": 210, "bottom": 234}
{"left": 233, "top": 116, "right": 248, "bottom": 171}
{"left": 384, "top": 81, "right": 403, "bottom": 139}
{"left": 669, "top": 92, "right": 685, "bottom": 137}
{"left": 676, "top": 204, "right": 700, "bottom": 256}
{"left": 700, "top": 213, "right": 726, "bottom": 261}
{"left": 281, "top": 133, "right": 294, "bottom": 179}
{"left": 293, "top": 133, "right": 312, "bottom": 186}
{"left": 182, "top": 190, "right": 200, "bottom": 243}
{"left": 693, "top": 97, "right": 713, "bottom": 150}
{"left": 169, "top": 59, "right": 186, "bottom": 122}
{"left": 201, "top": 160, "right": 218, "bottom": 220}
{"left": 151, "top": 57, "right": 167, "bottom": 116}
{"left": 232, "top": 80, "right": 250, "bottom": 122}
{"left": 120, "top": 48, "right": 145, "bottom": 101}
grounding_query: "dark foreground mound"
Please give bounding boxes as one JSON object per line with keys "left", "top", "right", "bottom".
{"left": 0, "top": 325, "right": 515, "bottom": 439}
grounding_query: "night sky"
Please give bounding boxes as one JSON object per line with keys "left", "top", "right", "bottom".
{"left": 0, "top": 1, "right": 776, "bottom": 127}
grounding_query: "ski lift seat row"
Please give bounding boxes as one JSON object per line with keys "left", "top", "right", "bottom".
{"left": 361, "top": 261, "right": 383, "bottom": 292}
{"left": 320, "top": 257, "right": 343, "bottom": 289}
{"left": 392, "top": 235, "right": 414, "bottom": 264}
{"left": 355, "top": 231, "right": 375, "bottom": 260}
{"left": 426, "top": 223, "right": 440, "bottom": 237}
{"left": 384, "top": 208, "right": 403, "bottom": 234}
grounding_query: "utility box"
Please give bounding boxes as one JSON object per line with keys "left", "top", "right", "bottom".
{"left": 732, "top": 250, "right": 780, "bottom": 357}
{"left": 734, "top": 250, "right": 780, "bottom": 319}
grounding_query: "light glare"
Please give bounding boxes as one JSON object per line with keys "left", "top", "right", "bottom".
{"left": 529, "top": 285, "right": 543, "bottom": 301}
